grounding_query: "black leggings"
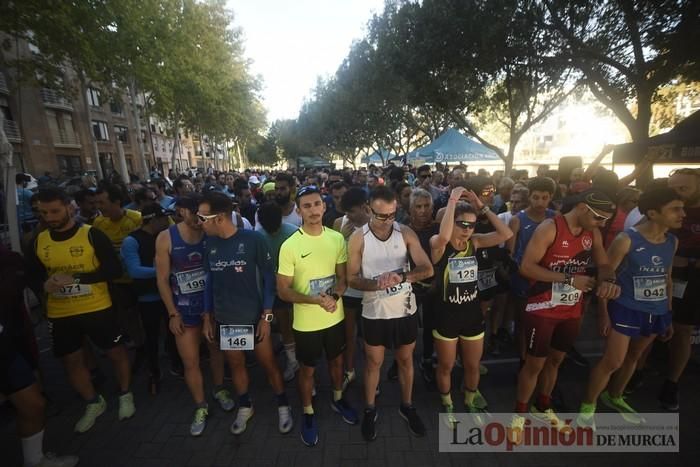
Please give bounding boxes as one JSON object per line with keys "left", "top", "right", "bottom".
{"left": 137, "top": 300, "right": 181, "bottom": 376}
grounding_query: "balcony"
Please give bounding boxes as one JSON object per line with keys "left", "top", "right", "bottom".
{"left": 3, "top": 119, "right": 22, "bottom": 142}
{"left": 40, "top": 88, "right": 73, "bottom": 111}
{"left": 0, "top": 73, "right": 8, "bottom": 94}
{"left": 52, "top": 128, "right": 81, "bottom": 148}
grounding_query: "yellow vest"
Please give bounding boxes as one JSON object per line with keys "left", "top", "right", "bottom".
{"left": 37, "top": 225, "right": 112, "bottom": 318}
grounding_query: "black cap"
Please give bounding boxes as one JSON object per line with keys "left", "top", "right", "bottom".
{"left": 578, "top": 189, "right": 616, "bottom": 214}
{"left": 141, "top": 203, "right": 173, "bottom": 221}
{"left": 174, "top": 193, "right": 203, "bottom": 212}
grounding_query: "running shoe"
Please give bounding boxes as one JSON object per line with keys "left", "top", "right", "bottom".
{"left": 575, "top": 403, "right": 597, "bottom": 431}
{"left": 361, "top": 408, "right": 378, "bottom": 441}
{"left": 34, "top": 453, "right": 79, "bottom": 467}
{"left": 624, "top": 370, "right": 644, "bottom": 395}
{"left": 190, "top": 406, "right": 208, "bottom": 437}
{"left": 330, "top": 397, "right": 359, "bottom": 425}
{"left": 441, "top": 404, "right": 457, "bottom": 429}
{"left": 419, "top": 359, "right": 435, "bottom": 385}
{"left": 529, "top": 405, "right": 567, "bottom": 431}
{"left": 300, "top": 413, "right": 319, "bottom": 446}
{"left": 658, "top": 380, "right": 679, "bottom": 412}
{"left": 470, "top": 389, "right": 488, "bottom": 410}
{"left": 213, "top": 388, "right": 235, "bottom": 412}
{"left": 508, "top": 414, "right": 525, "bottom": 445}
{"left": 74, "top": 395, "right": 106, "bottom": 433}
{"left": 230, "top": 406, "right": 255, "bottom": 435}
{"left": 466, "top": 403, "right": 487, "bottom": 427}
{"left": 278, "top": 405, "right": 293, "bottom": 434}
{"left": 399, "top": 404, "right": 426, "bottom": 437}
{"left": 600, "top": 391, "right": 646, "bottom": 424}
{"left": 118, "top": 392, "right": 136, "bottom": 421}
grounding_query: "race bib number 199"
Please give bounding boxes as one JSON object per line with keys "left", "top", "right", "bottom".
{"left": 551, "top": 282, "right": 582, "bottom": 306}
{"left": 176, "top": 269, "right": 206, "bottom": 295}
{"left": 219, "top": 325, "right": 254, "bottom": 351}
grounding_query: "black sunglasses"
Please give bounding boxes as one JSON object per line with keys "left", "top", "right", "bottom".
{"left": 455, "top": 220, "right": 476, "bottom": 230}
{"left": 371, "top": 207, "right": 396, "bottom": 221}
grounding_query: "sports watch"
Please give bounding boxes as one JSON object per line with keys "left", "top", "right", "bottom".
{"left": 262, "top": 313, "right": 274, "bottom": 322}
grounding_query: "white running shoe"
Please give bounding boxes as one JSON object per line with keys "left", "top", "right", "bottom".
{"left": 230, "top": 406, "right": 255, "bottom": 435}
{"left": 278, "top": 405, "right": 293, "bottom": 434}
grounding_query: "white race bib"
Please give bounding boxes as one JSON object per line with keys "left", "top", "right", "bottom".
{"left": 448, "top": 256, "right": 478, "bottom": 284}
{"left": 551, "top": 282, "right": 582, "bottom": 306}
{"left": 672, "top": 280, "right": 688, "bottom": 299}
{"left": 633, "top": 275, "right": 667, "bottom": 301}
{"left": 309, "top": 275, "right": 336, "bottom": 296}
{"left": 53, "top": 283, "right": 92, "bottom": 298}
{"left": 382, "top": 282, "right": 408, "bottom": 298}
{"left": 477, "top": 268, "right": 497, "bottom": 291}
{"left": 176, "top": 269, "right": 206, "bottom": 295}
{"left": 219, "top": 325, "right": 254, "bottom": 351}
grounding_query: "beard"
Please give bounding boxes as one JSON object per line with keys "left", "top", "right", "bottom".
{"left": 275, "top": 193, "right": 290, "bottom": 206}
{"left": 48, "top": 213, "right": 71, "bottom": 231}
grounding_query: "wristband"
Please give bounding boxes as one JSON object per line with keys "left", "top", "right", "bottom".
{"left": 169, "top": 314, "right": 179, "bottom": 319}
{"left": 478, "top": 205, "right": 490, "bottom": 216}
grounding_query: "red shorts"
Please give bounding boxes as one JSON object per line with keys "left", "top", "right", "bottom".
{"left": 522, "top": 313, "right": 581, "bottom": 358}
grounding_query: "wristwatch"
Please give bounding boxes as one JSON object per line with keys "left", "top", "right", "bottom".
{"left": 563, "top": 272, "right": 575, "bottom": 287}
{"left": 400, "top": 271, "right": 408, "bottom": 283}
{"left": 262, "top": 313, "right": 274, "bottom": 322}
{"left": 478, "top": 205, "right": 490, "bottom": 216}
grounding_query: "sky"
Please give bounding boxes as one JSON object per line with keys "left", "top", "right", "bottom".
{"left": 228, "top": 0, "right": 386, "bottom": 124}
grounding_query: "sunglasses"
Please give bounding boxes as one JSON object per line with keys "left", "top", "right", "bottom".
{"left": 196, "top": 212, "right": 219, "bottom": 223}
{"left": 455, "top": 220, "right": 476, "bottom": 230}
{"left": 371, "top": 207, "right": 396, "bottom": 221}
{"left": 481, "top": 188, "right": 495, "bottom": 196}
{"left": 584, "top": 203, "right": 610, "bottom": 222}
{"left": 419, "top": 174, "right": 431, "bottom": 179}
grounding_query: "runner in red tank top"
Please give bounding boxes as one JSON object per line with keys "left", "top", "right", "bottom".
{"left": 508, "top": 189, "right": 621, "bottom": 443}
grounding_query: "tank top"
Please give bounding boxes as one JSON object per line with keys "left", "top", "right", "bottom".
{"left": 525, "top": 215, "right": 594, "bottom": 319}
{"left": 37, "top": 225, "right": 112, "bottom": 318}
{"left": 169, "top": 224, "right": 207, "bottom": 316}
{"left": 614, "top": 228, "right": 675, "bottom": 315}
{"left": 513, "top": 209, "right": 556, "bottom": 265}
{"left": 340, "top": 216, "right": 363, "bottom": 299}
{"left": 360, "top": 222, "right": 416, "bottom": 319}
{"left": 434, "top": 240, "right": 479, "bottom": 312}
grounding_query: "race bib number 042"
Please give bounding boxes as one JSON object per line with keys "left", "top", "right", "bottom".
{"left": 633, "top": 275, "right": 667, "bottom": 302}
{"left": 219, "top": 325, "right": 254, "bottom": 351}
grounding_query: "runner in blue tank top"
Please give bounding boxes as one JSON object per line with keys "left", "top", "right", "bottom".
{"left": 577, "top": 187, "right": 684, "bottom": 429}
{"left": 155, "top": 194, "right": 232, "bottom": 437}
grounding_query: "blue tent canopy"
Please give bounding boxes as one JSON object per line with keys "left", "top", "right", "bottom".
{"left": 408, "top": 128, "right": 500, "bottom": 163}
{"left": 361, "top": 149, "right": 396, "bottom": 165}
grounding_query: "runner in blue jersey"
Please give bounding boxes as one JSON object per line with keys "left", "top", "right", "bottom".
{"left": 577, "top": 186, "right": 682, "bottom": 428}
{"left": 198, "top": 192, "right": 292, "bottom": 436}
{"left": 506, "top": 177, "right": 556, "bottom": 361}
{"left": 156, "top": 194, "right": 233, "bottom": 437}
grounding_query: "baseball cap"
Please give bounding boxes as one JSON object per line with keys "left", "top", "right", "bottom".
{"left": 262, "top": 182, "right": 275, "bottom": 194}
{"left": 578, "top": 188, "right": 616, "bottom": 214}
{"left": 141, "top": 203, "right": 174, "bottom": 221}
{"left": 248, "top": 175, "right": 261, "bottom": 185}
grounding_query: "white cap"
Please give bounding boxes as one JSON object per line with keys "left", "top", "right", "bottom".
{"left": 248, "top": 175, "right": 261, "bottom": 185}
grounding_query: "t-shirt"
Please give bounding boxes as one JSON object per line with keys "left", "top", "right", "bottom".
{"left": 278, "top": 227, "right": 346, "bottom": 332}
{"left": 93, "top": 209, "right": 142, "bottom": 283}
{"left": 204, "top": 229, "right": 275, "bottom": 326}
{"left": 255, "top": 208, "right": 302, "bottom": 231}
{"left": 259, "top": 223, "right": 298, "bottom": 270}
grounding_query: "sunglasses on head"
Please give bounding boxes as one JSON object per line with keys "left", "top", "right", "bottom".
{"left": 371, "top": 207, "right": 396, "bottom": 221}
{"left": 296, "top": 185, "right": 320, "bottom": 199}
{"left": 196, "top": 212, "right": 219, "bottom": 223}
{"left": 584, "top": 203, "right": 610, "bottom": 221}
{"left": 481, "top": 187, "right": 495, "bottom": 196}
{"left": 455, "top": 220, "right": 476, "bottom": 230}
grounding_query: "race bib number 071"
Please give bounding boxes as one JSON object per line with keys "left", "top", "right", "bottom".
{"left": 53, "top": 283, "right": 92, "bottom": 298}
{"left": 219, "top": 325, "right": 254, "bottom": 351}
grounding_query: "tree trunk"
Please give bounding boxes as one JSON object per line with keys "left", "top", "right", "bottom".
{"left": 79, "top": 75, "right": 103, "bottom": 180}
{"left": 128, "top": 80, "right": 149, "bottom": 179}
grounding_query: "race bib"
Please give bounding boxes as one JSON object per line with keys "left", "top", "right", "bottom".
{"left": 477, "top": 268, "right": 497, "bottom": 291}
{"left": 53, "top": 283, "right": 92, "bottom": 298}
{"left": 309, "top": 275, "right": 336, "bottom": 296}
{"left": 672, "top": 280, "right": 688, "bottom": 299}
{"left": 551, "top": 282, "right": 582, "bottom": 306}
{"left": 382, "top": 281, "right": 408, "bottom": 298}
{"left": 448, "top": 256, "right": 478, "bottom": 284}
{"left": 633, "top": 275, "right": 667, "bottom": 301}
{"left": 176, "top": 269, "right": 206, "bottom": 295}
{"left": 219, "top": 325, "right": 254, "bottom": 351}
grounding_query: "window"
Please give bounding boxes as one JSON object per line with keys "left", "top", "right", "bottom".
{"left": 141, "top": 130, "right": 147, "bottom": 143}
{"left": 92, "top": 120, "right": 109, "bottom": 141}
{"left": 87, "top": 88, "right": 101, "bottom": 107}
{"left": 150, "top": 123, "right": 156, "bottom": 133}
{"left": 114, "top": 125, "right": 129, "bottom": 144}
{"left": 110, "top": 100, "right": 123, "bottom": 116}
{"left": 57, "top": 155, "right": 83, "bottom": 176}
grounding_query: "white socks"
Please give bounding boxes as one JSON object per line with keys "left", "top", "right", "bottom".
{"left": 22, "top": 429, "right": 44, "bottom": 467}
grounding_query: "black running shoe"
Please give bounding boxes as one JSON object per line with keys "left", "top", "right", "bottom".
{"left": 399, "top": 404, "right": 426, "bottom": 437}
{"left": 361, "top": 408, "right": 378, "bottom": 441}
{"left": 658, "top": 380, "right": 679, "bottom": 412}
